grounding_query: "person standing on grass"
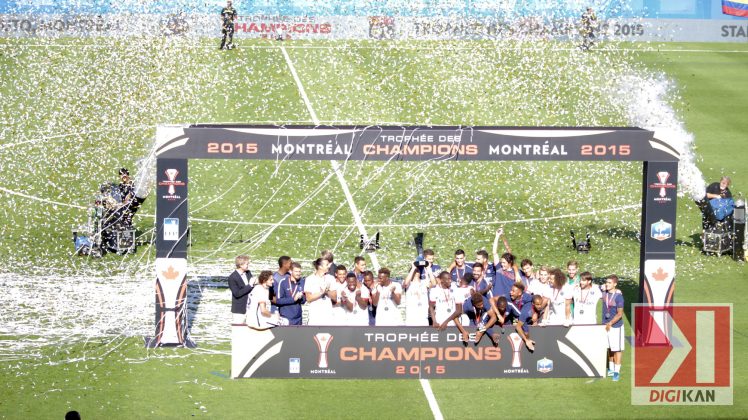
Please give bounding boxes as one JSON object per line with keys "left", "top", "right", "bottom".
{"left": 566, "top": 260, "right": 581, "bottom": 287}
{"left": 603, "top": 274, "right": 625, "bottom": 381}
{"left": 430, "top": 271, "right": 461, "bottom": 330}
{"left": 572, "top": 271, "right": 602, "bottom": 325}
{"left": 219, "top": 0, "right": 237, "bottom": 50}
{"left": 339, "top": 273, "right": 370, "bottom": 326}
{"left": 350, "top": 256, "right": 367, "bottom": 283}
{"left": 362, "top": 271, "right": 378, "bottom": 326}
{"left": 304, "top": 258, "right": 336, "bottom": 326}
{"left": 330, "top": 265, "right": 349, "bottom": 325}
{"left": 271, "top": 255, "right": 292, "bottom": 311}
{"left": 545, "top": 268, "right": 572, "bottom": 327}
{"left": 403, "top": 260, "right": 435, "bottom": 326}
{"left": 372, "top": 268, "right": 403, "bottom": 326}
{"left": 449, "top": 248, "right": 473, "bottom": 283}
{"left": 276, "top": 262, "right": 305, "bottom": 325}
{"left": 228, "top": 255, "right": 253, "bottom": 324}
{"left": 247, "top": 271, "right": 282, "bottom": 328}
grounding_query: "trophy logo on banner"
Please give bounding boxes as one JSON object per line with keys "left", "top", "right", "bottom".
{"left": 313, "top": 333, "right": 334, "bottom": 369}
{"left": 165, "top": 169, "right": 179, "bottom": 194}
{"left": 656, "top": 171, "right": 670, "bottom": 198}
{"left": 508, "top": 333, "right": 524, "bottom": 368}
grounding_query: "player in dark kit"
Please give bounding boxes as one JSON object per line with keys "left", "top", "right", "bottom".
{"left": 579, "top": 7, "right": 598, "bottom": 51}
{"left": 220, "top": 0, "right": 237, "bottom": 50}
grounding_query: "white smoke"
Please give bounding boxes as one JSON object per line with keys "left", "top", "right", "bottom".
{"left": 133, "top": 136, "right": 158, "bottom": 199}
{"left": 614, "top": 72, "right": 706, "bottom": 201}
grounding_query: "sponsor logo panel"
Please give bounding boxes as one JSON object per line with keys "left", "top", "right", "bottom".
{"left": 633, "top": 304, "right": 732, "bottom": 405}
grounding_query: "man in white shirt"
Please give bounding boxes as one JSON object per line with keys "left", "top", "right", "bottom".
{"left": 371, "top": 268, "right": 403, "bottom": 326}
{"left": 572, "top": 271, "right": 602, "bottom": 325}
{"left": 330, "top": 265, "right": 350, "bottom": 325}
{"left": 527, "top": 265, "right": 551, "bottom": 297}
{"left": 430, "top": 271, "right": 461, "bottom": 329}
{"left": 403, "top": 260, "right": 434, "bottom": 326}
{"left": 545, "top": 268, "right": 572, "bottom": 326}
{"left": 339, "top": 273, "right": 370, "bottom": 326}
{"left": 304, "top": 258, "right": 337, "bottom": 326}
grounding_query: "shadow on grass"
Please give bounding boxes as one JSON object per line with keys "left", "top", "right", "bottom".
{"left": 186, "top": 276, "right": 227, "bottom": 340}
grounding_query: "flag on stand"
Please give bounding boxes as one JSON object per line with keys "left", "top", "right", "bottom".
{"left": 723, "top": 0, "right": 748, "bottom": 17}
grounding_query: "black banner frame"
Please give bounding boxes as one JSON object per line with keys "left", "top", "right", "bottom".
{"left": 151, "top": 125, "right": 680, "bottom": 348}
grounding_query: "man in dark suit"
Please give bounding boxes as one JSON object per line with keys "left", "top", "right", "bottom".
{"left": 229, "top": 255, "right": 254, "bottom": 323}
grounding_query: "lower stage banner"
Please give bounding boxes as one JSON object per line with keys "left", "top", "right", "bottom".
{"left": 232, "top": 325, "right": 608, "bottom": 379}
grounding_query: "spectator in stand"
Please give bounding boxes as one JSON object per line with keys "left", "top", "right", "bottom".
{"left": 603, "top": 274, "right": 625, "bottom": 381}
{"left": 456, "top": 292, "right": 499, "bottom": 346}
{"left": 246, "top": 270, "right": 282, "bottom": 328}
{"left": 430, "top": 271, "right": 461, "bottom": 330}
{"left": 350, "top": 256, "right": 367, "bottom": 283}
{"left": 515, "top": 294, "right": 547, "bottom": 351}
{"left": 573, "top": 271, "right": 602, "bottom": 325}
{"left": 403, "top": 260, "right": 435, "bottom": 326}
{"left": 339, "top": 273, "right": 370, "bottom": 326}
{"left": 276, "top": 262, "right": 305, "bottom": 325}
{"left": 228, "top": 255, "right": 254, "bottom": 324}
{"left": 545, "top": 268, "right": 572, "bottom": 326}
{"left": 450, "top": 249, "right": 473, "bottom": 283}
{"left": 330, "top": 265, "right": 349, "bottom": 325}
{"left": 371, "top": 267, "right": 403, "bottom": 326}
{"left": 304, "top": 258, "right": 337, "bottom": 326}
{"left": 362, "top": 270, "right": 377, "bottom": 326}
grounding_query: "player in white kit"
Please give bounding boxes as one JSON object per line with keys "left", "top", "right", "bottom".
{"left": 430, "top": 271, "right": 461, "bottom": 329}
{"left": 403, "top": 260, "right": 435, "bottom": 326}
{"left": 544, "top": 268, "right": 572, "bottom": 326}
{"left": 304, "top": 258, "right": 337, "bottom": 326}
{"left": 371, "top": 267, "right": 403, "bottom": 326}
{"left": 572, "top": 271, "right": 602, "bottom": 325}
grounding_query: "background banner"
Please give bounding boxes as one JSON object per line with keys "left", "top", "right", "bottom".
{"left": 231, "top": 325, "right": 608, "bottom": 379}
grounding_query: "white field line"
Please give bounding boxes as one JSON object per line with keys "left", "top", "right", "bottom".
{"left": 0, "top": 182, "right": 641, "bottom": 227}
{"left": 0, "top": 125, "right": 152, "bottom": 150}
{"left": 281, "top": 42, "right": 440, "bottom": 420}
{"left": 3, "top": 43, "right": 748, "bottom": 54}
{"left": 279, "top": 44, "right": 381, "bottom": 270}
{"left": 419, "top": 379, "right": 445, "bottom": 420}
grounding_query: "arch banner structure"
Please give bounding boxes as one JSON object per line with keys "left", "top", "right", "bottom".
{"left": 148, "top": 125, "right": 679, "bottom": 353}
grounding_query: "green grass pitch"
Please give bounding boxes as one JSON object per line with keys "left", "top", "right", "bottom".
{"left": 0, "top": 37, "right": 747, "bottom": 418}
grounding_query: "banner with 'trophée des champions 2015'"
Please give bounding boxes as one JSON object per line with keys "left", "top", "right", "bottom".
{"left": 232, "top": 325, "right": 608, "bottom": 379}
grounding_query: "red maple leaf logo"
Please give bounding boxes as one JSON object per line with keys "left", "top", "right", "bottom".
{"left": 162, "top": 265, "right": 181, "bottom": 280}
{"left": 651, "top": 267, "right": 669, "bottom": 281}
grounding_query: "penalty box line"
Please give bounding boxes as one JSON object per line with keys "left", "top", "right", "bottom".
{"left": 278, "top": 45, "right": 381, "bottom": 271}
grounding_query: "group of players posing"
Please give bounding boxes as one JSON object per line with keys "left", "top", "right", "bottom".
{"left": 230, "top": 229, "right": 626, "bottom": 380}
